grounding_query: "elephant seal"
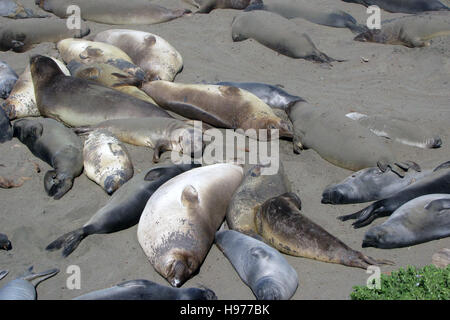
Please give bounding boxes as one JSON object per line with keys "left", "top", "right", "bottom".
{"left": 257, "top": 193, "right": 392, "bottom": 269}
{"left": 142, "top": 81, "right": 293, "bottom": 141}
{"left": 0, "top": 0, "right": 48, "bottom": 19}
{"left": 362, "top": 194, "right": 450, "bottom": 249}
{"left": 215, "top": 81, "right": 304, "bottom": 111}
{"left": 0, "top": 60, "right": 18, "bottom": 99}
{"left": 30, "top": 55, "right": 172, "bottom": 127}
{"left": 0, "top": 18, "right": 90, "bottom": 52}
{"left": 288, "top": 101, "right": 419, "bottom": 174}
{"left": 73, "top": 279, "right": 217, "bottom": 300}
{"left": 226, "top": 163, "right": 290, "bottom": 236}
{"left": 46, "top": 163, "right": 200, "bottom": 257}
{"left": 13, "top": 118, "right": 84, "bottom": 200}
{"left": 215, "top": 230, "right": 298, "bottom": 300}
{"left": 0, "top": 106, "right": 13, "bottom": 143}
{"left": 354, "top": 12, "right": 450, "bottom": 47}
{"left": 37, "top": 0, "right": 191, "bottom": 25}
{"left": 0, "top": 266, "right": 59, "bottom": 300}
{"left": 94, "top": 29, "right": 183, "bottom": 82}
{"left": 346, "top": 112, "right": 442, "bottom": 149}
{"left": 339, "top": 162, "right": 450, "bottom": 228}
{"left": 83, "top": 129, "right": 134, "bottom": 195}
{"left": 188, "top": 0, "right": 262, "bottom": 13}
{"left": 231, "top": 11, "right": 341, "bottom": 63}
{"left": 74, "top": 117, "right": 204, "bottom": 163}
{"left": 342, "top": 0, "right": 449, "bottom": 14}
{"left": 0, "top": 233, "right": 12, "bottom": 251}
{"left": 137, "top": 163, "right": 244, "bottom": 287}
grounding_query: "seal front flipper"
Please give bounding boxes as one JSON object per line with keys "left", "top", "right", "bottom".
{"left": 424, "top": 199, "right": 450, "bottom": 212}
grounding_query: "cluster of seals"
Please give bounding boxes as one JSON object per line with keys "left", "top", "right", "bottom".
{"left": 0, "top": 0, "right": 48, "bottom": 19}
{"left": 342, "top": 0, "right": 449, "bottom": 14}
{"left": 0, "top": 60, "right": 18, "bottom": 99}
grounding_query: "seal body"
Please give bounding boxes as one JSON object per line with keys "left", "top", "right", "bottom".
{"left": 142, "top": 81, "right": 293, "bottom": 141}
{"left": 46, "top": 163, "right": 200, "bottom": 257}
{"left": 215, "top": 230, "right": 298, "bottom": 300}
{"left": 0, "top": 233, "right": 12, "bottom": 251}
{"left": 0, "top": 106, "right": 13, "bottom": 143}
{"left": 193, "top": 0, "right": 262, "bottom": 13}
{"left": 0, "top": 60, "right": 18, "bottom": 99}
{"left": 362, "top": 194, "right": 450, "bottom": 249}
{"left": 0, "top": 0, "right": 48, "bottom": 19}
{"left": 13, "top": 118, "right": 84, "bottom": 200}
{"left": 137, "top": 163, "right": 244, "bottom": 287}
{"left": 73, "top": 279, "right": 217, "bottom": 300}
{"left": 94, "top": 29, "right": 183, "bottom": 82}
{"left": 342, "top": 0, "right": 449, "bottom": 14}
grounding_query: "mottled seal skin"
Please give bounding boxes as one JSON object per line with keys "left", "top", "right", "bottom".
{"left": 0, "top": 266, "right": 58, "bottom": 300}
{"left": 0, "top": 106, "right": 13, "bottom": 143}
{"left": 38, "top": 0, "right": 191, "bottom": 25}
{"left": 215, "top": 230, "right": 298, "bottom": 300}
{"left": 73, "top": 279, "right": 217, "bottom": 300}
{"left": 362, "top": 194, "right": 450, "bottom": 249}
{"left": 94, "top": 29, "right": 183, "bottom": 82}
{"left": 342, "top": 0, "right": 449, "bottom": 14}
{"left": 231, "top": 11, "right": 341, "bottom": 64}
{"left": 137, "top": 163, "right": 244, "bottom": 287}
{"left": 226, "top": 163, "right": 290, "bottom": 236}
{"left": 142, "top": 81, "right": 293, "bottom": 141}
{"left": 13, "top": 118, "right": 84, "bottom": 200}
{"left": 354, "top": 12, "right": 450, "bottom": 47}
{"left": 256, "top": 193, "right": 392, "bottom": 269}
{"left": 215, "top": 81, "right": 304, "bottom": 111}
{"left": 0, "top": 233, "right": 12, "bottom": 251}
{"left": 0, "top": 60, "right": 18, "bottom": 99}
{"left": 46, "top": 163, "right": 200, "bottom": 257}
{"left": 191, "top": 0, "right": 262, "bottom": 13}
{"left": 83, "top": 129, "right": 134, "bottom": 195}
{"left": 339, "top": 162, "right": 450, "bottom": 228}
{"left": 74, "top": 117, "right": 204, "bottom": 163}
{"left": 30, "top": 55, "right": 172, "bottom": 127}
{"left": 0, "top": 0, "right": 48, "bottom": 19}
{"left": 0, "top": 18, "right": 90, "bottom": 52}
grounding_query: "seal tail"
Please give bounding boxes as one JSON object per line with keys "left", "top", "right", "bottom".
{"left": 46, "top": 228, "right": 88, "bottom": 257}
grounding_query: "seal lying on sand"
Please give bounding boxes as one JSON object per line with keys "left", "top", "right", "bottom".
{"left": 354, "top": 12, "right": 450, "bottom": 47}
{"left": 0, "top": 61, "right": 18, "bottom": 99}
{"left": 231, "top": 11, "right": 342, "bottom": 63}
{"left": 362, "top": 194, "right": 450, "bottom": 249}
{"left": 188, "top": 0, "right": 262, "bottom": 13}
{"left": 215, "top": 230, "right": 298, "bottom": 300}
{"left": 0, "top": 233, "right": 12, "bottom": 251}
{"left": 0, "top": 0, "right": 48, "bottom": 19}
{"left": 342, "top": 0, "right": 449, "bottom": 14}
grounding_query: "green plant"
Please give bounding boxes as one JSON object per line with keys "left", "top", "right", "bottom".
{"left": 350, "top": 265, "right": 450, "bottom": 300}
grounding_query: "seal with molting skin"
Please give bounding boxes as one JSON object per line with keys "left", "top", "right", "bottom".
{"left": 0, "top": 233, "right": 12, "bottom": 251}
{"left": 30, "top": 55, "right": 172, "bottom": 127}
{"left": 46, "top": 163, "right": 200, "bottom": 257}
{"left": 137, "top": 163, "right": 244, "bottom": 287}
{"left": 342, "top": 0, "right": 449, "bottom": 14}
{"left": 13, "top": 118, "right": 84, "bottom": 200}
{"left": 73, "top": 279, "right": 217, "bottom": 300}
{"left": 362, "top": 194, "right": 450, "bottom": 249}
{"left": 256, "top": 193, "right": 393, "bottom": 269}
{"left": 231, "top": 11, "right": 341, "bottom": 63}
{"left": 0, "top": 0, "right": 48, "bottom": 19}
{"left": 0, "top": 60, "right": 18, "bottom": 99}
{"left": 94, "top": 29, "right": 183, "bottom": 82}
{"left": 142, "top": 81, "right": 293, "bottom": 141}
{"left": 215, "top": 230, "right": 298, "bottom": 300}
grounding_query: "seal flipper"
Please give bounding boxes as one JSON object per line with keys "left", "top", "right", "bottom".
{"left": 425, "top": 199, "right": 450, "bottom": 212}
{"left": 21, "top": 266, "right": 59, "bottom": 287}
{"left": 46, "top": 227, "right": 88, "bottom": 257}
{"left": 0, "top": 270, "right": 8, "bottom": 280}
{"left": 152, "top": 140, "right": 171, "bottom": 163}
{"left": 433, "top": 161, "right": 450, "bottom": 172}
{"left": 338, "top": 201, "right": 388, "bottom": 228}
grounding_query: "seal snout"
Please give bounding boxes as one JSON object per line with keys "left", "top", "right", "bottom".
{"left": 321, "top": 185, "right": 351, "bottom": 205}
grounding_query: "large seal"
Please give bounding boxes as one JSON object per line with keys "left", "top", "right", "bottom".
{"left": 0, "top": 0, "right": 48, "bottom": 19}
{"left": 0, "top": 266, "right": 59, "bottom": 300}
{"left": 94, "top": 29, "right": 183, "bottom": 82}
{"left": 354, "top": 12, "right": 450, "bottom": 47}
{"left": 362, "top": 194, "right": 450, "bottom": 249}
{"left": 231, "top": 11, "right": 341, "bottom": 63}
{"left": 37, "top": 0, "right": 191, "bottom": 25}
{"left": 215, "top": 230, "right": 298, "bottom": 300}
{"left": 187, "top": 0, "right": 262, "bottom": 13}
{"left": 0, "top": 60, "right": 18, "bottom": 99}
{"left": 137, "top": 163, "right": 244, "bottom": 287}
{"left": 0, "top": 233, "right": 12, "bottom": 251}
{"left": 30, "top": 55, "right": 172, "bottom": 127}
{"left": 73, "top": 279, "right": 217, "bottom": 300}
{"left": 0, "top": 106, "right": 13, "bottom": 143}
{"left": 13, "top": 118, "right": 84, "bottom": 200}
{"left": 257, "top": 193, "right": 392, "bottom": 269}
{"left": 339, "top": 162, "right": 450, "bottom": 228}
{"left": 342, "top": 0, "right": 449, "bottom": 14}
{"left": 142, "top": 81, "right": 293, "bottom": 141}
{"left": 46, "top": 163, "right": 200, "bottom": 257}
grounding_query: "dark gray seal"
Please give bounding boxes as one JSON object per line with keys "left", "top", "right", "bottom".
{"left": 0, "top": 60, "right": 18, "bottom": 99}
{"left": 0, "top": 106, "right": 13, "bottom": 143}
{"left": 0, "top": 233, "right": 12, "bottom": 251}
{"left": 190, "top": 0, "right": 262, "bottom": 13}
{"left": 342, "top": 0, "right": 449, "bottom": 14}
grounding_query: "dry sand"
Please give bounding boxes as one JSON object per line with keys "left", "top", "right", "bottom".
{"left": 0, "top": 0, "right": 449, "bottom": 300}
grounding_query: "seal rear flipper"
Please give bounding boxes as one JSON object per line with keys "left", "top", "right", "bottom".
{"left": 45, "top": 227, "right": 88, "bottom": 257}
{"left": 164, "top": 102, "right": 232, "bottom": 129}
{"left": 433, "top": 161, "right": 450, "bottom": 172}
{"left": 348, "top": 251, "right": 395, "bottom": 269}
{"left": 0, "top": 270, "right": 8, "bottom": 280}
{"left": 21, "top": 266, "right": 59, "bottom": 287}
{"left": 337, "top": 202, "right": 387, "bottom": 228}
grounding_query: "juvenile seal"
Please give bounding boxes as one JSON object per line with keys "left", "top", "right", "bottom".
{"left": 231, "top": 11, "right": 341, "bottom": 63}
{"left": 0, "top": 233, "right": 12, "bottom": 251}
{"left": 30, "top": 55, "right": 172, "bottom": 127}
{"left": 0, "top": 60, "right": 18, "bottom": 99}
{"left": 354, "top": 12, "right": 450, "bottom": 47}
{"left": 94, "top": 29, "right": 184, "bottom": 82}
{"left": 142, "top": 81, "right": 293, "bottom": 141}
{"left": 13, "top": 118, "right": 84, "bottom": 200}
{"left": 137, "top": 163, "right": 244, "bottom": 287}
{"left": 188, "top": 0, "right": 262, "bottom": 13}
{"left": 362, "top": 194, "right": 450, "bottom": 249}
{"left": 83, "top": 129, "right": 134, "bottom": 195}
{"left": 0, "top": 266, "right": 59, "bottom": 300}
{"left": 0, "top": 106, "right": 13, "bottom": 143}
{"left": 73, "top": 279, "right": 217, "bottom": 300}
{"left": 342, "top": 0, "right": 449, "bottom": 14}
{"left": 215, "top": 230, "right": 298, "bottom": 300}
{"left": 257, "top": 192, "right": 392, "bottom": 269}
{"left": 46, "top": 163, "right": 199, "bottom": 257}
{"left": 0, "top": 0, "right": 48, "bottom": 19}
